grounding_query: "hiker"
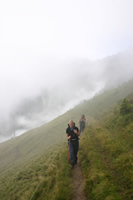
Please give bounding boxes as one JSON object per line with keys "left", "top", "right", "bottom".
{"left": 79, "top": 114, "right": 86, "bottom": 134}
{"left": 66, "top": 120, "right": 80, "bottom": 166}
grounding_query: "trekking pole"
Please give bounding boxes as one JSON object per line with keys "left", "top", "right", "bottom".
{"left": 67, "top": 139, "right": 70, "bottom": 163}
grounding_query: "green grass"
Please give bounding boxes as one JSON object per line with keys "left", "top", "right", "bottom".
{"left": 0, "top": 143, "right": 72, "bottom": 200}
{"left": 79, "top": 126, "right": 122, "bottom": 200}
{"left": 79, "top": 97, "right": 133, "bottom": 200}
{"left": 0, "top": 78, "right": 133, "bottom": 199}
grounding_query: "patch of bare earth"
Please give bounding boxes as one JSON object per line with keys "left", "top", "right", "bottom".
{"left": 72, "top": 160, "right": 87, "bottom": 200}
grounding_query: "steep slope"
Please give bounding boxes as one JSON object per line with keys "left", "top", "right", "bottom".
{"left": 79, "top": 94, "right": 133, "bottom": 200}
{"left": 72, "top": 78, "right": 133, "bottom": 119}
{"left": 0, "top": 79, "right": 133, "bottom": 199}
{"left": 0, "top": 79, "right": 133, "bottom": 173}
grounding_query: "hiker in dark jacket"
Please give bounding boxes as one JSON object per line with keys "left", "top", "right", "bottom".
{"left": 79, "top": 114, "right": 86, "bottom": 134}
{"left": 66, "top": 120, "right": 80, "bottom": 166}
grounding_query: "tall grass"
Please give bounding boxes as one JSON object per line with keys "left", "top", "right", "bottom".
{"left": 79, "top": 98, "right": 133, "bottom": 200}
{"left": 0, "top": 144, "right": 72, "bottom": 200}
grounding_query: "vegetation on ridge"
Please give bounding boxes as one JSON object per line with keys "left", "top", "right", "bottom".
{"left": 79, "top": 94, "right": 133, "bottom": 200}
{"left": 0, "top": 79, "right": 133, "bottom": 199}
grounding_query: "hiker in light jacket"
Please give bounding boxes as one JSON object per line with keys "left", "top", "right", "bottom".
{"left": 66, "top": 120, "right": 80, "bottom": 166}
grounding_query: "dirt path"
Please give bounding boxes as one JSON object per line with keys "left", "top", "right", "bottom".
{"left": 72, "top": 160, "right": 87, "bottom": 200}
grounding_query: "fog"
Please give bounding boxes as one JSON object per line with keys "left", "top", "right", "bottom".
{"left": 0, "top": 0, "right": 133, "bottom": 142}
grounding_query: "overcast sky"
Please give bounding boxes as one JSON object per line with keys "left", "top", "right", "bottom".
{"left": 1, "top": 0, "right": 133, "bottom": 59}
{"left": 0, "top": 0, "right": 133, "bottom": 141}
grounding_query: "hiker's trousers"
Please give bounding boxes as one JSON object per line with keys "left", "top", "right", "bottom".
{"left": 69, "top": 140, "right": 79, "bottom": 164}
{"left": 80, "top": 124, "right": 85, "bottom": 134}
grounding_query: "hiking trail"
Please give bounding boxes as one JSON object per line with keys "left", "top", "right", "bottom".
{"left": 72, "top": 160, "right": 87, "bottom": 200}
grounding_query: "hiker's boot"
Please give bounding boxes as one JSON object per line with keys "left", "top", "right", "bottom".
{"left": 71, "top": 159, "right": 75, "bottom": 167}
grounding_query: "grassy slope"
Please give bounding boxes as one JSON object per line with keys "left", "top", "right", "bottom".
{"left": 0, "top": 144, "right": 73, "bottom": 200}
{"left": 0, "top": 79, "right": 133, "bottom": 199}
{"left": 1, "top": 79, "right": 133, "bottom": 171}
{"left": 79, "top": 94, "right": 133, "bottom": 200}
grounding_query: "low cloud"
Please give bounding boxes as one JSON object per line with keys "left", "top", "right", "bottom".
{"left": 0, "top": 49, "right": 133, "bottom": 142}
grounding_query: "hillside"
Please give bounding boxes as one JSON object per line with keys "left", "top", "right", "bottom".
{"left": 0, "top": 79, "right": 133, "bottom": 199}
{"left": 1, "top": 79, "right": 133, "bottom": 172}
{"left": 79, "top": 93, "right": 133, "bottom": 200}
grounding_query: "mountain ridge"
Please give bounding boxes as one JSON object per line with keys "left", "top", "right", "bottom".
{"left": 0, "top": 78, "right": 133, "bottom": 173}
{"left": 0, "top": 78, "right": 133, "bottom": 199}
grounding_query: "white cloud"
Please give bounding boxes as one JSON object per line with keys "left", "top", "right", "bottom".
{"left": 0, "top": 0, "right": 133, "bottom": 141}
{"left": 0, "top": 0, "right": 133, "bottom": 59}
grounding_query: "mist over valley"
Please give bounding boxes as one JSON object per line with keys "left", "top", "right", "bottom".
{"left": 0, "top": 49, "right": 133, "bottom": 142}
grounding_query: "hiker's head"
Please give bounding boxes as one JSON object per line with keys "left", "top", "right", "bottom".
{"left": 69, "top": 120, "right": 74, "bottom": 128}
